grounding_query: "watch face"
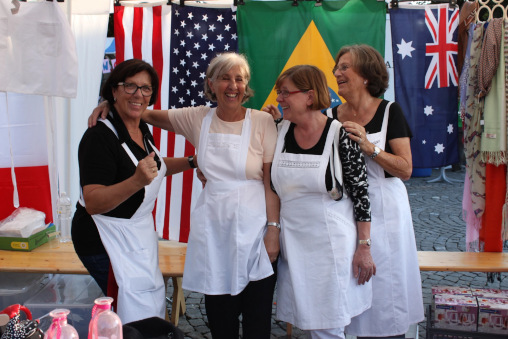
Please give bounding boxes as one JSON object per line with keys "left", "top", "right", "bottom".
{"left": 374, "top": 147, "right": 381, "bottom": 154}
{"left": 359, "top": 239, "right": 371, "bottom": 246}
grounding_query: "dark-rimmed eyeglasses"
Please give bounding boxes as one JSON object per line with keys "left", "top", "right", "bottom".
{"left": 332, "top": 64, "right": 351, "bottom": 74}
{"left": 276, "top": 90, "right": 308, "bottom": 98}
{"left": 118, "top": 82, "right": 153, "bottom": 97}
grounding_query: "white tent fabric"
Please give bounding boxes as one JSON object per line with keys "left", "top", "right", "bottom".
{"left": 0, "top": 0, "right": 109, "bottom": 222}
{"left": 0, "top": 0, "right": 78, "bottom": 97}
{"left": 55, "top": 0, "right": 110, "bottom": 212}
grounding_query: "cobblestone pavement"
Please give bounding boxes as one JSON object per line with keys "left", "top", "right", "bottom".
{"left": 166, "top": 167, "right": 508, "bottom": 339}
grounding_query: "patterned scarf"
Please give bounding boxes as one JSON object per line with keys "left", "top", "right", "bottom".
{"left": 480, "top": 19, "right": 506, "bottom": 165}
{"left": 503, "top": 19, "right": 508, "bottom": 242}
{"left": 464, "top": 23, "right": 487, "bottom": 219}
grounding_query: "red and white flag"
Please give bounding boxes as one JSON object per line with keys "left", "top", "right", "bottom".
{"left": 0, "top": 93, "right": 53, "bottom": 224}
{"left": 114, "top": 3, "right": 201, "bottom": 242}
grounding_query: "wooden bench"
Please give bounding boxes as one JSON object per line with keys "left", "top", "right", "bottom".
{"left": 0, "top": 238, "right": 186, "bottom": 325}
{"left": 417, "top": 251, "right": 508, "bottom": 272}
{"left": 3, "top": 242, "right": 506, "bottom": 333}
{"left": 286, "top": 251, "right": 508, "bottom": 336}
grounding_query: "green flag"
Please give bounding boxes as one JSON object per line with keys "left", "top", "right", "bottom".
{"left": 237, "top": 0, "right": 386, "bottom": 110}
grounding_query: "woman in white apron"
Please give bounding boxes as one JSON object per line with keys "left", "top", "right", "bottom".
{"left": 271, "top": 65, "right": 374, "bottom": 339}
{"left": 89, "top": 53, "right": 281, "bottom": 338}
{"left": 331, "top": 45, "right": 424, "bottom": 338}
{"left": 73, "top": 59, "right": 196, "bottom": 324}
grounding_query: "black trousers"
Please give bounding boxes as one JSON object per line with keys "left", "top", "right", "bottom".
{"left": 204, "top": 261, "right": 277, "bottom": 339}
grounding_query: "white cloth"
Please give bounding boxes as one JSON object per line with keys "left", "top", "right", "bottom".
{"left": 272, "top": 119, "right": 371, "bottom": 330}
{"left": 90, "top": 119, "right": 167, "bottom": 324}
{"left": 0, "top": 1, "right": 77, "bottom": 97}
{"left": 182, "top": 108, "right": 273, "bottom": 295}
{"left": 305, "top": 327, "right": 345, "bottom": 339}
{"left": 346, "top": 102, "right": 424, "bottom": 336}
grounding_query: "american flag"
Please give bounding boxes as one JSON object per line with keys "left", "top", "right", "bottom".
{"left": 114, "top": 2, "right": 237, "bottom": 242}
{"left": 391, "top": 4, "right": 459, "bottom": 168}
{"left": 169, "top": 5, "right": 238, "bottom": 108}
{"left": 424, "top": 5, "right": 459, "bottom": 89}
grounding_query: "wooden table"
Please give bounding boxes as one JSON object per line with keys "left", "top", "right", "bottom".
{"left": 0, "top": 238, "right": 187, "bottom": 325}
{"left": 417, "top": 251, "right": 508, "bottom": 272}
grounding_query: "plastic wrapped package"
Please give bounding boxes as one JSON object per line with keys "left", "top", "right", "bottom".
{"left": 0, "top": 208, "right": 46, "bottom": 238}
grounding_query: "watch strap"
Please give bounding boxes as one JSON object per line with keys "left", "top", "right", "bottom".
{"left": 188, "top": 155, "right": 197, "bottom": 168}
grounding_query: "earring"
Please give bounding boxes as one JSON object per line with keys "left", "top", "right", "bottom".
{"left": 113, "top": 97, "right": 117, "bottom": 102}
{"left": 363, "top": 80, "right": 367, "bottom": 85}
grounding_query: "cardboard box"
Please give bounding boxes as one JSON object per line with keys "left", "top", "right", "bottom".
{"left": 432, "top": 286, "right": 472, "bottom": 296}
{"left": 0, "top": 224, "right": 56, "bottom": 251}
{"left": 477, "top": 297, "right": 508, "bottom": 335}
{"left": 434, "top": 294, "right": 478, "bottom": 332}
{"left": 471, "top": 288, "right": 508, "bottom": 299}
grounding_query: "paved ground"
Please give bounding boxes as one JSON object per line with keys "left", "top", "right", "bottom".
{"left": 165, "top": 167, "right": 508, "bottom": 339}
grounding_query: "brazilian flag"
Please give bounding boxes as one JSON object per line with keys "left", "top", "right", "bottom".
{"left": 237, "top": 0, "right": 386, "bottom": 110}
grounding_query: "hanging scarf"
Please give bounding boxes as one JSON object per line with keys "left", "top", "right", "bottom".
{"left": 502, "top": 19, "right": 508, "bottom": 242}
{"left": 480, "top": 19, "right": 506, "bottom": 165}
{"left": 459, "top": 24, "right": 476, "bottom": 123}
{"left": 458, "top": 0, "right": 479, "bottom": 77}
{"left": 464, "top": 23, "right": 487, "bottom": 219}
{"left": 478, "top": 18, "right": 503, "bottom": 97}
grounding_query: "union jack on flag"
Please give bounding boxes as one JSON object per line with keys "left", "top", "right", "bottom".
{"left": 391, "top": 4, "right": 459, "bottom": 168}
{"left": 424, "top": 6, "right": 459, "bottom": 89}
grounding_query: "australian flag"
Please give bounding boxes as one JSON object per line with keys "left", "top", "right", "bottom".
{"left": 390, "top": 4, "right": 459, "bottom": 168}
{"left": 168, "top": 4, "right": 238, "bottom": 108}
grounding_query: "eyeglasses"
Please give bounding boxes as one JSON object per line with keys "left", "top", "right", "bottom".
{"left": 276, "top": 90, "right": 307, "bottom": 98}
{"left": 118, "top": 82, "right": 153, "bottom": 97}
{"left": 332, "top": 64, "right": 351, "bottom": 74}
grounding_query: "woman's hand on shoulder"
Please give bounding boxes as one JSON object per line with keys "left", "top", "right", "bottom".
{"left": 353, "top": 245, "right": 376, "bottom": 285}
{"left": 88, "top": 101, "right": 110, "bottom": 128}
{"left": 342, "top": 121, "right": 370, "bottom": 153}
{"left": 262, "top": 104, "right": 282, "bottom": 121}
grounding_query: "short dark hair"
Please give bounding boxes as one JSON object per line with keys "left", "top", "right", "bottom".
{"left": 102, "top": 59, "right": 159, "bottom": 106}
{"left": 275, "top": 65, "right": 331, "bottom": 110}
{"left": 334, "top": 44, "right": 388, "bottom": 98}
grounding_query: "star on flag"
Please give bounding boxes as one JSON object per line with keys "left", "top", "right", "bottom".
{"left": 397, "top": 38, "right": 415, "bottom": 59}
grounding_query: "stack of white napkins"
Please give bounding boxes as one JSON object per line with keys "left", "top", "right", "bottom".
{"left": 0, "top": 208, "right": 46, "bottom": 238}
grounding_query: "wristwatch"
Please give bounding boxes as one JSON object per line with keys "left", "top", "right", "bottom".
{"left": 370, "top": 146, "right": 381, "bottom": 159}
{"left": 187, "top": 155, "right": 197, "bottom": 169}
{"left": 358, "top": 239, "right": 371, "bottom": 247}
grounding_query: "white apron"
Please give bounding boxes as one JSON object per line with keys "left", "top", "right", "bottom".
{"left": 345, "top": 103, "right": 424, "bottom": 336}
{"left": 182, "top": 108, "right": 273, "bottom": 295}
{"left": 272, "top": 119, "right": 371, "bottom": 330}
{"left": 88, "top": 119, "right": 167, "bottom": 324}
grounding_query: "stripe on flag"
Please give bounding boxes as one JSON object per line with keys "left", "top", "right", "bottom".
{"left": 114, "top": 3, "right": 199, "bottom": 242}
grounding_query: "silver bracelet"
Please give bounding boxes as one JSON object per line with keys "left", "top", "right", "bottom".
{"left": 266, "top": 221, "right": 281, "bottom": 231}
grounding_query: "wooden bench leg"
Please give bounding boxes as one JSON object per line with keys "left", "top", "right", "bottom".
{"left": 287, "top": 323, "right": 292, "bottom": 336}
{"left": 171, "top": 277, "right": 185, "bottom": 326}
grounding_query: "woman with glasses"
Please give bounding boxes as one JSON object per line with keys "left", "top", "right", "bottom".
{"left": 332, "top": 45, "right": 423, "bottom": 339}
{"left": 72, "top": 59, "right": 195, "bottom": 323}
{"left": 270, "top": 65, "right": 374, "bottom": 339}
{"left": 89, "top": 53, "right": 280, "bottom": 339}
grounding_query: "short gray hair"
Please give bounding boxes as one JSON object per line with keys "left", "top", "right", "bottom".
{"left": 203, "top": 53, "right": 254, "bottom": 104}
